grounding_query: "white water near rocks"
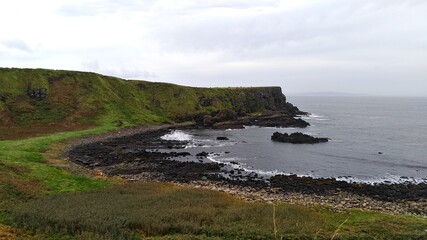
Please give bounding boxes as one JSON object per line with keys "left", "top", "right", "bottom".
{"left": 161, "top": 96, "right": 427, "bottom": 184}
{"left": 160, "top": 130, "right": 193, "bottom": 141}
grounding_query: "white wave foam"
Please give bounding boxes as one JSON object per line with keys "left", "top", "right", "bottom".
{"left": 309, "top": 113, "right": 325, "bottom": 118}
{"left": 184, "top": 136, "right": 238, "bottom": 149}
{"left": 206, "top": 156, "right": 221, "bottom": 164}
{"left": 337, "top": 174, "right": 427, "bottom": 185}
{"left": 207, "top": 154, "right": 427, "bottom": 184}
{"left": 207, "top": 155, "right": 286, "bottom": 177}
{"left": 300, "top": 113, "right": 329, "bottom": 121}
{"left": 244, "top": 125, "right": 261, "bottom": 129}
{"left": 160, "top": 130, "right": 193, "bottom": 141}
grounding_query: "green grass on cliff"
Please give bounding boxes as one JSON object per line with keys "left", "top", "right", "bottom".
{"left": 0, "top": 68, "right": 286, "bottom": 140}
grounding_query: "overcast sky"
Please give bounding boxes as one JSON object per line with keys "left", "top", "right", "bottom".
{"left": 1, "top": 0, "right": 426, "bottom": 96}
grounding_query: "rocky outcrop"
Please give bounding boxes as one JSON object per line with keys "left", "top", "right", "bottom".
{"left": 196, "top": 87, "right": 303, "bottom": 117}
{"left": 27, "top": 84, "right": 47, "bottom": 100}
{"left": 216, "top": 137, "right": 229, "bottom": 140}
{"left": 271, "top": 132, "right": 329, "bottom": 144}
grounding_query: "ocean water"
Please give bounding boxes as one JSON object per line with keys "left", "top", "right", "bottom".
{"left": 162, "top": 96, "right": 427, "bottom": 184}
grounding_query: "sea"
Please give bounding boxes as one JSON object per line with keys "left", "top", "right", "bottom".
{"left": 161, "top": 96, "right": 427, "bottom": 184}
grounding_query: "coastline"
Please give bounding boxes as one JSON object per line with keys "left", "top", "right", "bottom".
{"left": 65, "top": 124, "right": 427, "bottom": 217}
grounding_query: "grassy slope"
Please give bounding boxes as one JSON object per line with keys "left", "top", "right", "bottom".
{"left": 0, "top": 68, "right": 285, "bottom": 140}
{"left": 0, "top": 125, "right": 116, "bottom": 211}
{"left": 0, "top": 68, "right": 426, "bottom": 239}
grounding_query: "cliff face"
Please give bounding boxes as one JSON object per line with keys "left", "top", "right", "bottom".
{"left": 0, "top": 68, "right": 299, "bottom": 138}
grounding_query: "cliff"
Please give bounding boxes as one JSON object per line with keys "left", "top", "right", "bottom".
{"left": 0, "top": 68, "right": 300, "bottom": 139}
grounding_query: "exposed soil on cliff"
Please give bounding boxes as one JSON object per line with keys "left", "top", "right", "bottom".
{"left": 0, "top": 123, "right": 96, "bottom": 141}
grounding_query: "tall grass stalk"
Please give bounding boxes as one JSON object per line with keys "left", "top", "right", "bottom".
{"left": 331, "top": 217, "right": 350, "bottom": 240}
{"left": 273, "top": 203, "right": 278, "bottom": 240}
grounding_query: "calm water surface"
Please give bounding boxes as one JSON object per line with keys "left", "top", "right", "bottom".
{"left": 162, "top": 96, "right": 427, "bottom": 183}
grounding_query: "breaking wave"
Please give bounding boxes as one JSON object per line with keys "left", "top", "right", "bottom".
{"left": 160, "top": 130, "right": 193, "bottom": 141}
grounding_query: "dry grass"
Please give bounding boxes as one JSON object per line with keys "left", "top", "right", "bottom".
{"left": 9, "top": 182, "right": 427, "bottom": 240}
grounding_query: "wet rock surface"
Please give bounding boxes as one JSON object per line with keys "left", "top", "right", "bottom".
{"left": 68, "top": 128, "right": 222, "bottom": 182}
{"left": 193, "top": 109, "right": 310, "bottom": 129}
{"left": 66, "top": 125, "right": 427, "bottom": 216}
{"left": 269, "top": 174, "right": 427, "bottom": 202}
{"left": 216, "top": 136, "right": 229, "bottom": 140}
{"left": 271, "top": 132, "right": 329, "bottom": 144}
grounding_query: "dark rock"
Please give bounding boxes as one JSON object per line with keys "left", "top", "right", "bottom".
{"left": 271, "top": 132, "right": 329, "bottom": 144}
{"left": 213, "top": 109, "right": 238, "bottom": 122}
{"left": 193, "top": 112, "right": 208, "bottom": 126}
{"left": 203, "top": 115, "right": 213, "bottom": 126}
{"left": 174, "top": 152, "right": 191, "bottom": 157}
{"left": 216, "top": 136, "right": 229, "bottom": 140}
{"left": 196, "top": 151, "right": 209, "bottom": 157}
{"left": 27, "top": 84, "right": 47, "bottom": 101}
{"left": 247, "top": 115, "right": 310, "bottom": 128}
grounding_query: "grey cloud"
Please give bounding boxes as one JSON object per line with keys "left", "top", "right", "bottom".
{"left": 104, "top": 68, "right": 157, "bottom": 80}
{"left": 81, "top": 59, "right": 157, "bottom": 79}
{"left": 1, "top": 39, "right": 31, "bottom": 52}
{"left": 58, "top": 0, "right": 156, "bottom": 16}
{"left": 142, "top": 0, "right": 427, "bottom": 96}
{"left": 150, "top": 0, "right": 427, "bottom": 57}
{"left": 81, "top": 60, "right": 100, "bottom": 71}
{"left": 182, "top": 0, "right": 280, "bottom": 11}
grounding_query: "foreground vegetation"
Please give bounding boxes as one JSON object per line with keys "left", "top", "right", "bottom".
{"left": 9, "top": 183, "right": 427, "bottom": 240}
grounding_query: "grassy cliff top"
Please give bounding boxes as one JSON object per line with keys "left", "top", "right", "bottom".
{"left": 0, "top": 68, "right": 288, "bottom": 140}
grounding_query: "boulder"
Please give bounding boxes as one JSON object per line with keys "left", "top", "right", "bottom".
{"left": 213, "top": 109, "right": 238, "bottom": 122}
{"left": 271, "top": 132, "right": 329, "bottom": 144}
{"left": 196, "top": 151, "right": 209, "bottom": 157}
{"left": 216, "top": 136, "right": 229, "bottom": 140}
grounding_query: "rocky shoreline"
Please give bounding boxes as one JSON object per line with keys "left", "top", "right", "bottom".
{"left": 65, "top": 123, "right": 427, "bottom": 217}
